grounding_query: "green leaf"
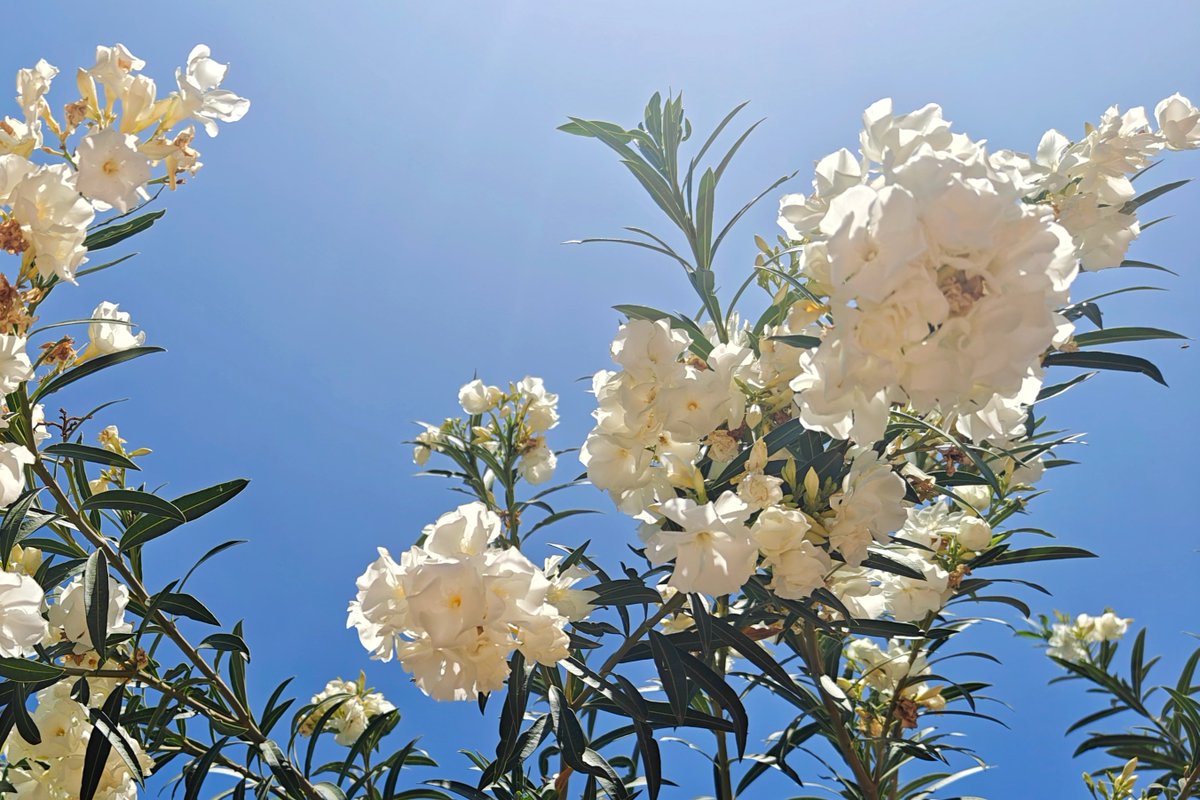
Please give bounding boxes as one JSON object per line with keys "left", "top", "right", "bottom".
{"left": 83, "top": 209, "right": 166, "bottom": 251}
{"left": 84, "top": 550, "right": 110, "bottom": 660}
{"left": 0, "top": 657, "right": 65, "bottom": 682}
{"left": 767, "top": 334, "right": 822, "bottom": 349}
{"left": 33, "top": 347, "right": 165, "bottom": 402}
{"left": 42, "top": 443, "right": 140, "bottom": 471}
{"left": 423, "top": 781, "right": 491, "bottom": 800}
{"left": 648, "top": 630, "right": 690, "bottom": 725}
{"left": 547, "top": 686, "right": 628, "bottom": 799}
{"left": 1036, "top": 371, "right": 1097, "bottom": 402}
{"left": 73, "top": 252, "right": 138, "bottom": 279}
{"left": 588, "top": 578, "right": 662, "bottom": 607}
{"left": 676, "top": 648, "right": 749, "bottom": 757}
{"left": 199, "top": 632, "right": 251, "bottom": 659}
{"left": 1043, "top": 350, "right": 1167, "bottom": 386}
{"left": 1073, "top": 326, "right": 1187, "bottom": 348}
{"left": 120, "top": 479, "right": 249, "bottom": 550}
{"left": 80, "top": 688, "right": 126, "bottom": 800}
{"left": 184, "top": 736, "right": 231, "bottom": 800}
{"left": 81, "top": 489, "right": 185, "bottom": 522}
{"left": 694, "top": 168, "right": 715, "bottom": 269}
{"left": 1119, "top": 259, "right": 1179, "bottom": 275}
{"left": 154, "top": 591, "right": 220, "bottom": 625}
{"left": 1121, "top": 178, "right": 1190, "bottom": 213}
{"left": 985, "top": 546, "right": 1096, "bottom": 566}
{"left": 0, "top": 489, "right": 43, "bottom": 569}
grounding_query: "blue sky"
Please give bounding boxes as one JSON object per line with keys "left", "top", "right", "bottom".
{"left": 8, "top": 2, "right": 1200, "bottom": 797}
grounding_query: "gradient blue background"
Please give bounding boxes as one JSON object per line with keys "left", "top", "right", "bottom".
{"left": 8, "top": 3, "right": 1199, "bottom": 797}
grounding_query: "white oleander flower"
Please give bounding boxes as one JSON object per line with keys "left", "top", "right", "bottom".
{"left": 0, "top": 568, "right": 48, "bottom": 657}
{"left": 119, "top": 73, "right": 166, "bottom": 135}
{"left": 0, "top": 334, "right": 33, "bottom": 394}
{"left": 846, "top": 637, "right": 931, "bottom": 693}
{"left": 0, "top": 442, "right": 34, "bottom": 506}
{"left": 955, "top": 515, "right": 993, "bottom": 551}
{"left": 543, "top": 555, "right": 596, "bottom": 622}
{"left": 518, "top": 376, "right": 559, "bottom": 432}
{"left": 879, "top": 556, "right": 951, "bottom": 622}
{"left": 736, "top": 470, "right": 783, "bottom": 510}
{"left": 0, "top": 153, "right": 35, "bottom": 201}
{"left": 640, "top": 492, "right": 757, "bottom": 596}
{"left": 3, "top": 680, "right": 155, "bottom": 799}
{"left": 827, "top": 566, "right": 886, "bottom": 620}
{"left": 76, "top": 127, "right": 152, "bottom": 213}
{"left": 168, "top": 45, "right": 251, "bottom": 136}
{"left": 303, "top": 678, "right": 395, "bottom": 746}
{"left": 827, "top": 449, "right": 907, "bottom": 565}
{"left": 82, "top": 301, "right": 146, "bottom": 359}
{"left": 518, "top": 437, "right": 557, "bottom": 485}
{"left": 421, "top": 501, "right": 502, "bottom": 560}
{"left": 766, "top": 538, "right": 831, "bottom": 600}
{"left": 1055, "top": 193, "right": 1139, "bottom": 270}
{"left": 1047, "top": 622, "right": 1088, "bottom": 663}
{"left": 47, "top": 575, "right": 133, "bottom": 654}
{"left": 1080, "top": 611, "right": 1131, "bottom": 643}
{"left": 458, "top": 379, "right": 503, "bottom": 414}
{"left": 1155, "top": 93, "right": 1200, "bottom": 150}
{"left": 87, "top": 44, "right": 145, "bottom": 104}
{"left": 610, "top": 319, "right": 689, "bottom": 383}
{"left": 347, "top": 547, "right": 421, "bottom": 661}
{"left": 9, "top": 164, "right": 95, "bottom": 282}
{"left": 16, "top": 59, "right": 57, "bottom": 123}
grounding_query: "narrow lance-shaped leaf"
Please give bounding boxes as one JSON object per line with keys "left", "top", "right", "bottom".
{"left": 43, "top": 443, "right": 140, "bottom": 471}
{"left": 33, "top": 347, "right": 165, "bottom": 402}
{"left": 84, "top": 550, "right": 110, "bottom": 661}
{"left": 82, "top": 490, "right": 185, "bottom": 522}
{"left": 120, "top": 479, "right": 249, "bottom": 550}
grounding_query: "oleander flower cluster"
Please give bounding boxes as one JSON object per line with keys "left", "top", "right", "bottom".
{"left": 415, "top": 376, "right": 560, "bottom": 486}
{"left": 0, "top": 44, "right": 247, "bottom": 517}
{"left": 781, "top": 95, "right": 1200, "bottom": 446}
{"left": 299, "top": 676, "right": 397, "bottom": 747}
{"left": 1044, "top": 610, "right": 1132, "bottom": 664}
{"left": 581, "top": 94, "right": 1198, "bottom": 633}
{"left": 1, "top": 542, "right": 147, "bottom": 799}
{"left": 348, "top": 501, "right": 586, "bottom": 701}
{"left": 1, "top": 681, "right": 154, "bottom": 800}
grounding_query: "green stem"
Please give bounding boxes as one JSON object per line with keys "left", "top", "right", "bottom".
{"left": 713, "top": 596, "right": 735, "bottom": 800}
{"left": 801, "top": 622, "right": 879, "bottom": 800}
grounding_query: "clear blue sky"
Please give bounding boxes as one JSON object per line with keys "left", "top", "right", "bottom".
{"left": 8, "top": 3, "right": 1199, "bottom": 797}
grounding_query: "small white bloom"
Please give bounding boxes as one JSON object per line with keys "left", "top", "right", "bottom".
{"left": 76, "top": 127, "right": 152, "bottom": 213}
{"left": 518, "top": 437, "right": 557, "bottom": 485}
{"left": 84, "top": 301, "right": 146, "bottom": 358}
{"left": 1083, "top": 611, "right": 1131, "bottom": 643}
{"left": 955, "top": 516, "right": 992, "bottom": 551}
{"left": 421, "top": 501, "right": 502, "bottom": 560}
{"left": 458, "top": 379, "right": 503, "bottom": 414}
{"left": 0, "top": 443, "right": 34, "bottom": 506}
{"left": 641, "top": 493, "right": 757, "bottom": 596}
{"left": 1155, "top": 93, "right": 1200, "bottom": 150}
{"left": 0, "top": 569, "right": 48, "bottom": 657}
{"left": 47, "top": 575, "right": 133, "bottom": 654}
{"left": 518, "top": 376, "right": 559, "bottom": 432}
{"left": 169, "top": 45, "right": 251, "bottom": 136}
{"left": 0, "top": 334, "right": 33, "bottom": 393}
{"left": 736, "top": 471, "right": 783, "bottom": 510}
